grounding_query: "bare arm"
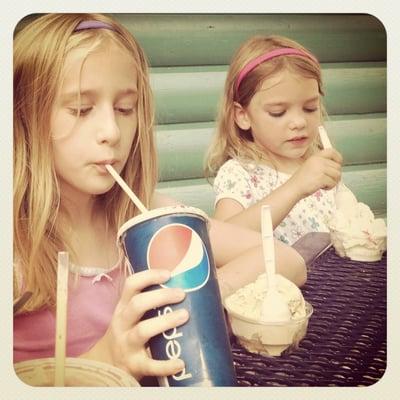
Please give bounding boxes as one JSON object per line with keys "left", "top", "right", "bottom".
{"left": 215, "top": 148, "right": 342, "bottom": 232}
{"left": 151, "top": 194, "right": 307, "bottom": 296}
{"left": 216, "top": 239, "right": 306, "bottom": 300}
{"left": 208, "top": 219, "right": 307, "bottom": 299}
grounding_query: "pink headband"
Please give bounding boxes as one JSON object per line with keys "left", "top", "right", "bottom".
{"left": 74, "top": 20, "right": 115, "bottom": 32}
{"left": 235, "top": 47, "right": 318, "bottom": 98}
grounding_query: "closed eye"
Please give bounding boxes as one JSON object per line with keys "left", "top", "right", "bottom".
{"left": 268, "top": 111, "right": 286, "bottom": 117}
{"left": 115, "top": 107, "right": 134, "bottom": 115}
{"left": 68, "top": 107, "right": 92, "bottom": 117}
{"left": 304, "top": 107, "right": 318, "bottom": 113}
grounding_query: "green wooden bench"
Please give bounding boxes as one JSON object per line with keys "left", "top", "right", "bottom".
{"left": 113, "top": 14, "right": 386, "bottom": 219}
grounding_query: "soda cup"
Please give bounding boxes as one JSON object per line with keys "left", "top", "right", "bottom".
{"left": 118, "top": 205, "right": 237, "bottom": 387}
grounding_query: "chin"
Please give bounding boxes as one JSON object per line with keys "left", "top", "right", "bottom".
{"left": 87, "top": 182, "right": 116, "bottom": 196}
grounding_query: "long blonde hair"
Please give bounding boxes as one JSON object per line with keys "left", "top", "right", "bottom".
{"left": 205, "top": 35, "right": 325, "bottom": 178}
{"left": 13, "top": 13, "right": 157, "bottom": 312}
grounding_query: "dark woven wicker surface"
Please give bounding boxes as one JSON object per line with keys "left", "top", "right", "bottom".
{"left": 232, "top": 247, "right": 387, "bottom": 387}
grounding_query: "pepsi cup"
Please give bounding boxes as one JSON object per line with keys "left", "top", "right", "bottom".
{"left": 118, "top": 205, "right": 237, "bottom": 386}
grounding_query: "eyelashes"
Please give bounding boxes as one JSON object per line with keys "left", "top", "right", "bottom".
{"left": 68, "top": 107, "right": 135, "bottom": 117}
{"left": 268, "top": 108, "right": 318, "bottom": 118}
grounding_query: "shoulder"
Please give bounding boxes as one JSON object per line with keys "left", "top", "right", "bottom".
{"left": 215, "top": 158, "right": 253, "bottom": 179}
{"left": 150, "top": 191, "right": 182, "bottom": 209}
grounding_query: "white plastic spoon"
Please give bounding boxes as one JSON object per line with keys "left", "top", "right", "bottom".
{"left": 318, "top": 125, "right": 345, "bottom": 194}
{"left": 260, "top": 205, "right": 291, "bottom": 322}
{"left": 54, "top": 251, "right": 69, "bottom": 387}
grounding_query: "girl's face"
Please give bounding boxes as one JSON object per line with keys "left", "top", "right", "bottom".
{"left": 50, "top": 42, "right": 138, "bottom": 202}
{"left": 235, "top": 69, "right": 321, "bottom": 170}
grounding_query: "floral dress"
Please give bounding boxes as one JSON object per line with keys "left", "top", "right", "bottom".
{"left": 213, "top": 158, "right": 336, "bottom": 245}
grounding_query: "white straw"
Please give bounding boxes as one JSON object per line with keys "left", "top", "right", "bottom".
{"left": 318, "top": 126, "right": 332, "bottom": 149}
{"left": 105, "top": 164, "right": 148, "bottom": 213}
{"left": 54, "top": 251, "right": 69, "bottom": 387}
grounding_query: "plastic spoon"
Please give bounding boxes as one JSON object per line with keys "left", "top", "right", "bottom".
{"left": 318, "top": 125, "right": 333, "bottom": 149}
{"left": 54, "top": 251, "right": 69, "bottom": 387}
{"left": 260, "top": 205, "right": 291, "bottom": 322}
{"left": 318, "top": 125, "right": 345, "bottom": 194}
{"left": 105, "top": 164, "right": 148, "bottom": 213}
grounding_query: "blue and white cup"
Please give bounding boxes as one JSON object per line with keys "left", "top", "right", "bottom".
{"left": 118, "top": 205, "right": 237, "bottom": 387}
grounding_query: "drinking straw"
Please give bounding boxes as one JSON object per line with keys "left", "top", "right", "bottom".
{"left": 105, "top": 164, "right": 148, "bottom": 213}
{"left": 54, "top": 251, "right": 69, "bottom": 387}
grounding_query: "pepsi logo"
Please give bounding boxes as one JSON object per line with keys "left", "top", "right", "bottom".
{"left": 147, "top": 224, "right": 210, "bottom": 292}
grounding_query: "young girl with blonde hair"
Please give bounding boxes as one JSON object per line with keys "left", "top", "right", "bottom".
{"left": 206, "top": 35, "right": 344, "bottom": 245}
{"left": 14, "top": 16, "right": 306, "bottom": 383}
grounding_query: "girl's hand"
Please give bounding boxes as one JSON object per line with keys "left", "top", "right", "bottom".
{"left": 83, "top": 269, "right": 189, "bottom": 381}
{"left": 290, "top": 148, "right": 343, "bottom": 198}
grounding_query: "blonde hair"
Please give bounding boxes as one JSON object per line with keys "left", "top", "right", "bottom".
{"left": 13, "top": 14, "right": 157, "bottom": 312}
{"left": 205, "top": 35, "right": 326, "bottom": 178}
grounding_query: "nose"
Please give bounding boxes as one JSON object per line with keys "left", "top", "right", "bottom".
{"left": 96, "top": 106, "right": 121, "bottom": 145}
{"left": 288, "top": 110, "right": 307, "bottom": 131}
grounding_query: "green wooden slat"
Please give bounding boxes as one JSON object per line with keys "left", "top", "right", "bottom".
{"left": 17, "top": 14, "right": 385, "bottom": 66}
{"left": 157, "top": 163, "right": 387, "bottom": 218}
{"left": 156, "top": 113, "right": 386, "bottom": 182}
{"left": 151, "top": 63, "right": 386, "bottom": 124}
{"left": 327, "top": 114, "right": 386, "bottom": 165}
{"left": 112, "top": 14, "right": 386, "bottom": 66}
{"left": 341, "top": 164, "right": 387, "bottom": 217}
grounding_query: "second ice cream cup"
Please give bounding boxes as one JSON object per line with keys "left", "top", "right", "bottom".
{"left": 329, "top": 227, "right": 386, "bottom": 262}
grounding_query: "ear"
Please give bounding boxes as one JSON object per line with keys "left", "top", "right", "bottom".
{"left": 233, "top": 102, "right": 251, "bottom": 130}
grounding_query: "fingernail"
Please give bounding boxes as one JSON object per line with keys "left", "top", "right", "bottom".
{"left": 176, "top": 308, "right": 189, "bottom": 322}
{"left": 172, "top": 288, "right": 185, "bottom": 300}
{"left": 158, "top": 269, "right": 171, "bottom": 281}
{"left": 174, "top": 359, "right": 185, "bottom": 370}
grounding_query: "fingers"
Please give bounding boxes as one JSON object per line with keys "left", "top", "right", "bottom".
{"left": 119, "top": 269, "right": 171, "bottom": 306}
{"left": 128, "top": 307, "right": 189, "bottom": 346}
{"left": 319, "top": 148, "right": 343, "bottom": 164}
{"left": 324, "top": 159, "right": 342, "bottom": 181}
{"left": 138, "top": 357, "right": 186, "bottom": 378}
{"left": 120, "top": 287, "right": 186, "bottom": 330}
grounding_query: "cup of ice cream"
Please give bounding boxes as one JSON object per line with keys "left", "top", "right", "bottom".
{"left": 328, "top": 189, "right": 387, "bottom": 262}
{"left": 224, "top": 274, "right": 313, "bottom": 357}
{"left": 14, "top": 358, "right": 140, "bottom": 387}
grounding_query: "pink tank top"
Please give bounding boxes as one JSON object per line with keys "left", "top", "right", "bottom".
{"left": 14, "top": 262, "right": 126, "bottom": 363}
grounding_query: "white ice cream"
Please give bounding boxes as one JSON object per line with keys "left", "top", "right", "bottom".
{"left": 225, "top": 273, "right": 306, "bottom": 322}
{"left": 224, "top": 274, "right": 311, "bottom": 356}
{"left": 328, "top": 187, "right": 387, "bottom": 261}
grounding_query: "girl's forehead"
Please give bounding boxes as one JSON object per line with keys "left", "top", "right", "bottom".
{"left": 258, "top": 69, "right": 318, "bottom": 94}
{"left": 59, "top": 42, "right": 138, "bottom": 94}
{"left": 63, "top": 40, "right": 134, "bottom": 72}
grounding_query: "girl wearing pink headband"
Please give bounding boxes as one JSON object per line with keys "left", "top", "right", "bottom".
{"left": 206, "top": 35, "right": 347, "bottom": 245}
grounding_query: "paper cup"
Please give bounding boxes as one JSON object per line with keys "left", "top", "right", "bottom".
{"left": 329, "top": 227, "right": 386, "bottom": 262}
{"left": 225, "top": 302, "right": 313, "bottom": 357}
{"left": 14, "top": 358, "right": 140, "bottom": 387}
{"left": 117, "top": 205, "right": 237, "bottom": 386}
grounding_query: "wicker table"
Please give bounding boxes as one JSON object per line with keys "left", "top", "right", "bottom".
{"left": 232, "top": 247, "right": 387, "bottom": 387}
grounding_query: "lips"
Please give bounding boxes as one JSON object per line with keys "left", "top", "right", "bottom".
{"left": 287, "top": 136, "right": 308, "bottom": 146}
{"left": 288, "top": 136, "right": 307, "bottom": 142}
{"left": 94, "top": 159, "right": 118, "bottom": 174}
{"left": 95, "top": 159, "right": 117, "bottom": 166}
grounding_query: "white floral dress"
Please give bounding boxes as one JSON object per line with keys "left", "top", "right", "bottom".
{"left": 213, "top": 158, "right": 336, "bottom": 245}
